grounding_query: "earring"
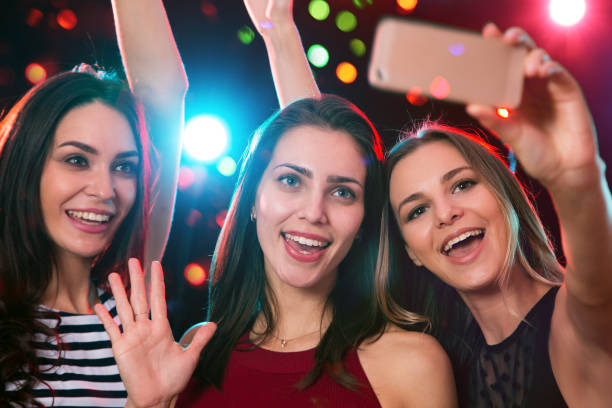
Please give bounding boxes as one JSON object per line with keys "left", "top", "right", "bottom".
{"left": 250, "top": 207, "right": 256, "bottom": 222}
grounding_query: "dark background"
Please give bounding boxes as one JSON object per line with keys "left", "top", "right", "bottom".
{"left": 1, "top": 0, "right": 611, "bottom": 337}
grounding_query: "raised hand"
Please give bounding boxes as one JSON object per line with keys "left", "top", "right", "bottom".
{"left": 94, "top": 259, "right": 216, "bottom": 408}
{"left": 466, "top": 23, "right": 599, "bottom": 192}
{"left": 244, "top": 0, "right": 293, "bottom": 35}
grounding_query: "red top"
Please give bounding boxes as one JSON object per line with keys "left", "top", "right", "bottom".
{"left": 176, "top": 338, "right": 381, "bottom": 407}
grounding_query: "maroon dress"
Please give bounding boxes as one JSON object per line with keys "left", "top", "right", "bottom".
{"left": 176, "top": 338, "right": 381, "bottom": 407}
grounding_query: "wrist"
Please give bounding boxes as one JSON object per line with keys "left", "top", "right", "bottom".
{"left": 259, "top": 18, "right": 298, "bottom": 42}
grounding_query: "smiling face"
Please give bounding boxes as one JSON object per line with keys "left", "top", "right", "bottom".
{"left": 389, "top": 140, "right": 509, "bottom": 294}
{"left": 40, "top": 101, "right": 139, "bottom": 261}
{"left": 254, "top": 125, "right": 366, "bottom": 292}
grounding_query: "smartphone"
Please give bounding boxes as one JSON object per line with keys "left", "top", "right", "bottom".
{"left": 368, "top": 17, "right": 526, "bottom": 108}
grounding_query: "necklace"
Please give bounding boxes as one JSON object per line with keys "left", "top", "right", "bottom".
{"left": 272, "top": 327, "right": 325, "bottom": 350}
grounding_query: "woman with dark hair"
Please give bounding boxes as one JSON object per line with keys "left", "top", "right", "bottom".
{"left": 0, "top": 1, "right": 187, "bottom": 406}
{"left": 385, "top": 25, "right": 612, "bottom": 406}
{"left": 95, "top": 94, "right": 457, "bottom": 407}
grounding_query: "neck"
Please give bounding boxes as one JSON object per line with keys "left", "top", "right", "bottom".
{"left": 40, "top": 249, "right": 96, "bottom": 314}
{"left": 458, "top": 263, "right": 551, "bottom": 345}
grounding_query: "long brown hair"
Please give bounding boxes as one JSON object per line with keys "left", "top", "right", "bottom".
{"left": 0, "top": 70, "right": 150, "bottom": 407}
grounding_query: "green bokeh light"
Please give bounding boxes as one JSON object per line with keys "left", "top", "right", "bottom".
{"left": 336, "top": 11, "right": 357, "bottom": 32}
{"left": 237, "top": 26, "right": 255, "bottom": 45}
{"left": 307, "top": 44, "right": 330, "bottom": 68}
{"left": 352, "top": 0, "right": 373, "bottom": 9}
{"left": 349, "top": 38, "right": 366, "bottom": 57}
{"left": 308, "top": 0, "right": 330, "bottom": 21}
{"left": 217, "top": 156, "right": 237, "bottom": 177}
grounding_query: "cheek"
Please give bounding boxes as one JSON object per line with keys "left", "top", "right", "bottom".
{"left": 116, "top": 178, "right": 138, "bottom": 213}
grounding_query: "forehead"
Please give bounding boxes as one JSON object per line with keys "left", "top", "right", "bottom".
{"left": 52, "top": 101, "right": 137, "bottom": 151}
{"left": 390, "top": 141, "right": 468, "bottom": 194}
{"left": 269, "top": 125, "right": 366, "bottom": 179}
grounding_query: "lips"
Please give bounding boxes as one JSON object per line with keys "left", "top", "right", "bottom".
{"left": 65, "top": 209, "right": 115, "bottom": 233}
{"left": 441, "top": 228, "right": 485, "bottom": 257}
{"left": 282, "top": 231, "right": 331, "bottom": 262}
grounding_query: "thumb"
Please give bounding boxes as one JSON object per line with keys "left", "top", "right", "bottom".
{"left": 186, "top": 322, "right": 217, "bottom": 359}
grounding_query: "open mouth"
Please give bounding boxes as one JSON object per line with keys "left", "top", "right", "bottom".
{"left": 66, "top": 210, "right": 113, "bottom": 226}
{"left": 282, "top": 232, "right": 331, "bottom": 255}
{"left": 442, "top": 229, "right": 485, "bottom": 258}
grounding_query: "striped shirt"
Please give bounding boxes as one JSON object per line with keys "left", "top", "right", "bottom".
{"left": 32, "top": 289, "right": 127, "bottom": 407}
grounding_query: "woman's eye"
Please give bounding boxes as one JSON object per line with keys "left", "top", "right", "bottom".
{"left": 453, "top": 179, "right": 476, "bottom": 193}
{"left": 407, "top": 205, "right": 427, "bottom": 221}
{"left": 65, "top": 156, "right": 88, "bottom": 167}
{"left": 114, "top": 161, "right": 138, "bottom": 175}
{"left": 332, "top": 187, "right": 356, "bottom": 200}
{"left": 278, "top": 174, "right": 300, "bottom": 188}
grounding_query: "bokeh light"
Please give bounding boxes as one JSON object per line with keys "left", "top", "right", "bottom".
{"left": 200, "top": 1, "right": 218, "bottom": 18}
{"left": 353, "top": 0, "right": 373, "bottom": 9}
{"left": 237, "top": 26, "right": 255, "bottom": 45}
{"left": 185, "top": 209, "right": 203, "bottom": 228}
{"left": 25, "top": 63, "right": 47, "bottom": 84}
{"left": 57, "top": 9, "right": 77, "bottom": 30}
{"left": 307, "top": 44, "right": 330, "bottom": 68}
{"left": 397, "top": 0, "right": 418, "bottom": 12}
{"left": 336, "top": 62, "right": 358, "bottom": 84}
{"left": 429, "top": 76, "right": 450, "bottom": 99}
{"left": 496, "top": 108, "right": 510, "bottom": 119}
{"left": 215, "top": 209, "right": 228, "bottom": 228}
{"left": 549, "top": 0, "right": 585, "bottom": 26}
{"left": 184, "top": 263, "right": 207, "bottom": 286}
{"left": 184, "top": 115, "right": 229, "bottom": 162}
{"left": 406, "top": 87, "right": 427, "bottom": 106}
{"left": 349, "top": 39, "right": 366, "bottom": 57}
{"left": 217, "top": 156, "right": 237, "bottom": 177}
{"left": 336, "top": 11, "right": 357, "bottom": 33}
{"left": 26, "top": 9, "right": 44, "bottom": 27}
{"left": 178, "top": 166, "right": 195, "bottom": 191}
{"left": 309, "top": 0, "right": 330, "bottom": 21}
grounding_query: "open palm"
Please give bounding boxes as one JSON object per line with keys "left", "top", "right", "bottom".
{"left": 95, "top": 259, "right": 216, "bottom": 408}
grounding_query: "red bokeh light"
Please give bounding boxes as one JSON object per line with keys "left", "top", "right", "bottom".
{"left": 178, "top": 167, "right": 195, "bottom": 191}
{"left": 215, "top": 209, "right": 228, "bottom": 228}
{"left": 25, "top": 63, "right": 47, "bottom": 84}
{"left": 57, "top": 9, "right": 77, "bottom": 30}
{"left": 406, "top": 87, "right": 427, "bottom": 106}
{"left": 201, "top": 1, "right": 218, "bottom": 18}
{"left": 26, "top": 9, "right": 44, "bottom": 27}
{"left": 185, "top": 209, "right": 203, "bottom": 227}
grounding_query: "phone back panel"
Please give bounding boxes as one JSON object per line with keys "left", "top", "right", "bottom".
{"left": 368, "top": 17, "right": 526, "bottom": 108}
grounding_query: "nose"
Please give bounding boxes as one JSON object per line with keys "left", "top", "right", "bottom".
{"left": 298, "top": 191, "right": 328, "bottom": 224}
{"left": 86, "top": 169, "right": 116, "bottom": 201}
{"left": 434, "top": 198, "right": 462, "bottom": 228}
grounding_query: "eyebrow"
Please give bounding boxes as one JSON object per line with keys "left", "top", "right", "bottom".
{"left": 274, "top": 163, "right": 363, "bottom": 187}
{"left": 396, "top": 166, "right": 472, "bottom": 214}
{"left": 57, "top": 141, "right": 139, "bottom": 160}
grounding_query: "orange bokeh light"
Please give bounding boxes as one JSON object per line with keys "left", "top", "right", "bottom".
{"left": 57, "top": 9, "right": 77, "bottom": 30}
{"left": 25, "top": 63, "right": 47, "bottom": 84}
{"left": 184, "top": 263, "right": 207, "bottom": 286}
{"left": 397, "top": 0, "right": 418, "bottom": 12}
{"left": 496, "top": 108, "right": 510, "bottom": 118}
{"left": 429, "top": 76, "right": 450, "bottom": 99}
{"left": 336, "top": 62, "right": 358, "bottom": 84}
{"left": 406, "top": 87, "right": 427, "bottom": 106}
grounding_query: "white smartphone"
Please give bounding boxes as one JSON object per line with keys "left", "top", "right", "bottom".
{"left": 368, "top": 17, "right": 527, "bottom": 108}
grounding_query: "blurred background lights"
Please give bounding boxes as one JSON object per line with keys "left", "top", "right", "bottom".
{"left": 336, "top": 62, "right": 358, "bottom": 84}
{"left": 549, "top": 0, "right": 585, "bottom": 26}
{"left": 184, "top": 115, "right": 229, "bottom": 162}
{"left": 308, "top": 0, "right": 330, "bottom": 21}
{"left": 217, "top": 156, "right": 237, "bottom": 177}
{"left": 336, "top": 11, "right": 357, "bottom": 32}
{"left": 237, "top": 26, "right": 255, "bottom": 44}
{"left": 184, "top": 263, "right": 207, "bottom": 286}
{"left": 57, "top": 9, "right": 77, "bottom": 30}
{"left": 215, "top": 209, "right": 228, "bottom": 228}
{"left": 496, "top": 107, "right": 510, "bottom": 118}
{"left": 307, "top": 44, "right": 330, "bottom": 68}
{"left": 25, "top": 63, "right": 47, "bottom": 84}
{"left": 397, "top": 0, "right": 418, "bottom": 12}
{"left": 178, "top": 166, "right": 195, "bottom": 191}
{"left": 26, "top": 9, "right": 44, "bottom": 27}
{"left": 200, "top": 1, "right": 218, "bottom": 18}
{"left": 353, "top": 0, "right": 373, "bottom": 10}
{"left": 349, "top": 39, "right": 366, "bottom": 57}
{"left": 429, "top": 76, "right": 450, "bottom": 99}
{"left": 406, "top": 87, "right": 427, "bottom": 106}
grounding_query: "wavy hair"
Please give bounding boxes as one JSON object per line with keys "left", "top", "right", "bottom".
{"left": 0, "top": 69, "right": 150, "bottom": 407}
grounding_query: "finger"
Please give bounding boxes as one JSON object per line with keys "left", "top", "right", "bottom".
{"left": 150, "top": 261, "right": 167, "bottom": 321}
{"left": 108, "top": 272, "right": 135, "bottom": 330}
{"left": 128, "top": 258, "right": 149, "bottom": 320}
{"left": 186, "top": 322, "right": 217, "bottom": 360}
{"left": 524, "top": 48, "right": 549, "bottom": 77}
{"left": 465, "top": 104, "right": 517, "bottom": 144}
{"left": 482, "top": 22, "right": 503, "bottom": 38}
{"left": 94, "top": 303, "right": 122, "bottom": 342}
{"left": 503, "top": 26, "right": 537, "bottom": 49}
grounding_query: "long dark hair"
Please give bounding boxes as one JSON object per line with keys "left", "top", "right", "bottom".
{"left": 0, "top": 70, "right": 150, "bottom": 407}
{"left": 384, "top": 125, "right": 563, "bottom": 384}
{"left": 194, "top": 94, "right": 388, "bottom": 390}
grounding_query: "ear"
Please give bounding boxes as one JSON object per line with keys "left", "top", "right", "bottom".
{"left": 405, "top": 244, "right": 423, "bottom": 266}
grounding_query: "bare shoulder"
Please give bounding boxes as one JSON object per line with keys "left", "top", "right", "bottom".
{"left": 358, "top": 325, "right": 457, "bottom": 407}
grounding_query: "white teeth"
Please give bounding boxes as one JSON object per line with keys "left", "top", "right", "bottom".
{"left": 67, "top": 210, "right": 111, "bottom": 223}
{"left": 284, "top": 233, "right": 328, "bottom": 248}
{"left": 443, "top": 229, "right": 483, "bottom": 253}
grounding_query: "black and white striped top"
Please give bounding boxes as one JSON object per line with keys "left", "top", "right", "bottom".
{"left": 32, "top": 289, "right": 126, "bottom": 407}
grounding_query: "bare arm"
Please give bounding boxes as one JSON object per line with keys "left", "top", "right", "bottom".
{"left": 111, "top": 0, "right": 188, "bottom": 269}
{"left": 244, "top": 0, "right": 320, "bottom": 108}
